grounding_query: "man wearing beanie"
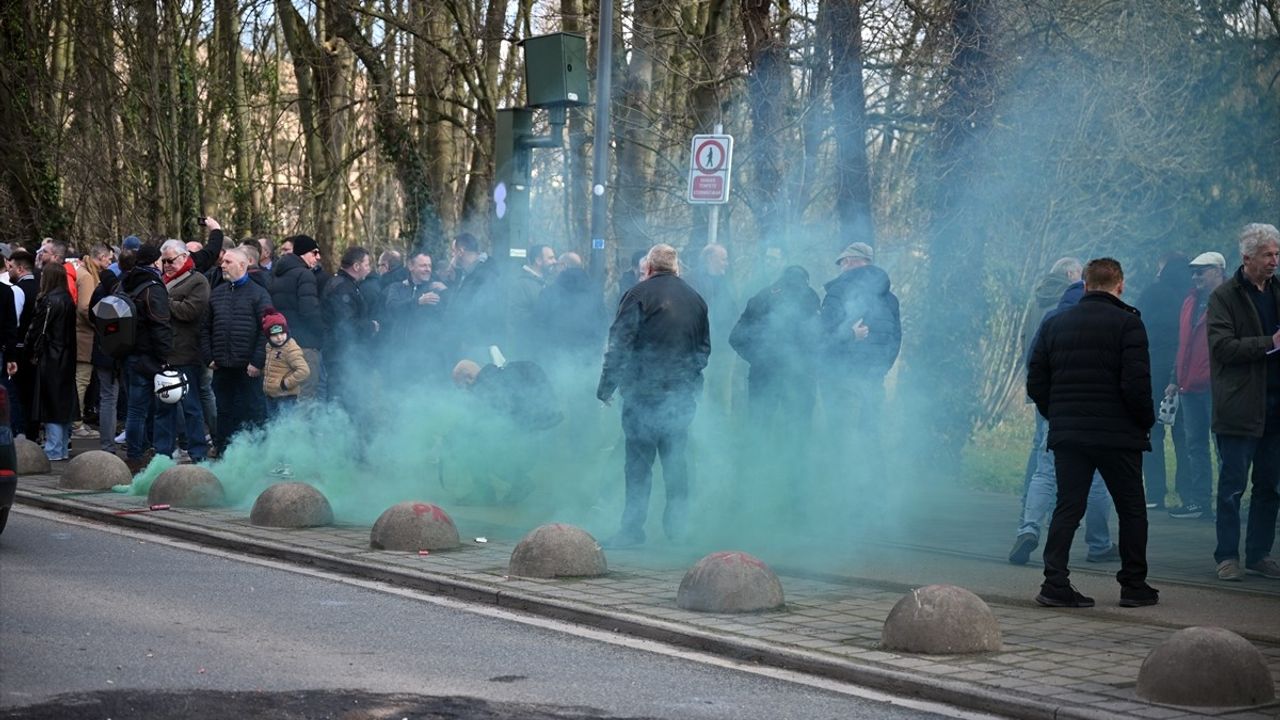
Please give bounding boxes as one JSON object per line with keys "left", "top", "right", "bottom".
{"left": 121, "top": 243, "right": 173, "bottom": 473}
{"left": 270, "top": 234, "right": 325, "bottom": 399}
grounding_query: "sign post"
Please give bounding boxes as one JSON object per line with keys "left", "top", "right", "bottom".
{"left": 688, "top": 129, "right": 732, "bottom": 247}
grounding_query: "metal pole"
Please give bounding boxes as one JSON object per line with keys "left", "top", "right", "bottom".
{"left": 706, "top": 122, "right": 722, "bottom": 248}
{"left": 589, "top": 0, "right": 613, "bottom": 280}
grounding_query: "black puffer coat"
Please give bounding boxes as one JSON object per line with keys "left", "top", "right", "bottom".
{"left": 1028, "top": 291, "right": 1155, "bottom": 451}
{"left": 597, "top": 272, "right": 710, "bottom": 402}
{"left": 730, "top": 267, "right": 821, "bottom": 381}
{"left": 201, "top": 276, "right": 272, "bottom": 370}
{"left": 270, "top": 253, "right": 324, "bottom": 349}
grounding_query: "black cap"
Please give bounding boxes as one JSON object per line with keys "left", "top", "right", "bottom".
{"left": 290, "top": 234, "right": 318, "bottom": 256}
{"left": 136, "top": 244, "right": 162, "bottom": 267}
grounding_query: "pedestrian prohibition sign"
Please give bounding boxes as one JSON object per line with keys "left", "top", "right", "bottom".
{"left": 687, "top": 134, "right": 733, "bottom": 204}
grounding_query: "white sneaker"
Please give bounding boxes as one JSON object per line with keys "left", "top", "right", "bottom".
{"left": 114, "top": 431, "right": 127, "bottom": 444}
{"left": 173, "top": 449, "right": 192, "bottom": 464}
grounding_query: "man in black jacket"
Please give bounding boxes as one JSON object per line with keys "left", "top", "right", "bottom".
{"left": 122, "top": 244, "right": 173, "bottom": 472}
{"left": 322, "top": 246, "right": 378, "bottom": 409}
{"left": 271, "top": 234, "right": 326, "bottom": 398}
{"left": 597, "top": 244, "right": 710, "bottom": 547}
{"left": 1134, "top": 252, "right": 1192, "bottom": 509}
{"left": 1028, "top": 258, "right": 1158, "bottom": 608}
{"left": 201, "top": 248, "right": 272, "bottom": 454}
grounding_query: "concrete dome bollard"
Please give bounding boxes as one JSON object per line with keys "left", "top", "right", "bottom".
{"left": 370, "top": 501, "right": 460, "bottom": 551}
{"left": 881, "top": 584, "right": 1002, "bottom": 654}
{"left": 676, "top": 551, "right": 785, "bottom": 613}
{"left": 249, "top": 482, "right": 333, "bottom": 528}
{"left": 508, "top": 523, "right": 607, "bottom": 578}
{"left": 148, "top": 465, "right": 226, "bottom": 508}
{"left": 60, "top": 450, "right": 132, "bottom": 490}
{"left": 1137, "top": 627, "right": 1275, "bottom": 707}
{"left": 15, "top": 437, "right": 51, "bottom": 474}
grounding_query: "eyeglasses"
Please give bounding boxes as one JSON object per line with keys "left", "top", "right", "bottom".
{"left": 161, "top": 256, "right": 183, "bottom": 265}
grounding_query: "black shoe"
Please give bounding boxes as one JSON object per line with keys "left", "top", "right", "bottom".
{"left": 1086, "top": 545, "right": 1120, "bottom": 563}
{"left": 1168, "top": 503, "right": 1204, "bottom": 519}
{"left": 1008, "top": 533, "right": 1038, "bottom": 565}
{"left": 1035, "top": 584, "right": 1095, "bottom": 608}
{"left": 1119, "top": 584, "right": 1159, "bottom": 608}
{"left": 602, "top": 528, "right": 645, "bottom": 549}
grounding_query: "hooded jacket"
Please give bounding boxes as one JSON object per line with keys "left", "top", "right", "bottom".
{"left": 270, "top": 253, "right": 324, "bottom": 349}
{"left": 1021, "top": 272, "right": 1073, "bottom": 363}
{"left": 122, "top": 267, "right": 173, "bottom": 377}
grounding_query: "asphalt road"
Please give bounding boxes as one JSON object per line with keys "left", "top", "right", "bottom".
{"left": 0, "top": 509, "right": 982, "bottom": 720}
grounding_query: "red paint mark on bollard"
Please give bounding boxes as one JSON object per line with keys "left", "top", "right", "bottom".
{"left": 113, "top": 504, "right": 171, "bottom": 516}
{"left": 707, "top": 551, "right": 766, "bottom": 569}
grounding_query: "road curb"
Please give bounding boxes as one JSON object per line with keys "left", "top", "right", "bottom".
{"left": 14, "top": 491, "right": 1144, "bottom": 720}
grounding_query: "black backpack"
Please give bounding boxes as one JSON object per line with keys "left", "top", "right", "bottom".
{"left": 92, "top": 279, "right": 156, "bottom": 359}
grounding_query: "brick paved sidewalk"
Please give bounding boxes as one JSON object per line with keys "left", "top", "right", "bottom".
{"left": 13, "top": 471, "right": 1280, "bottom": 720}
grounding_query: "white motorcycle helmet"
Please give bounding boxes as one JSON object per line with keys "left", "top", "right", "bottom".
{"left": 153, "top": 369, "right": 188, "bottom": 405}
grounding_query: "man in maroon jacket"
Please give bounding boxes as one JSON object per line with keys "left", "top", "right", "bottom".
{"left": 1165, "top": 252, "right": 1226, "bottom": 520}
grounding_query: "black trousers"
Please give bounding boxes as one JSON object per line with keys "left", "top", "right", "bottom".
{"left": 1043, "top": 445, "right": 1148, "bottom": 589}
{"left": 620, "top": 395, "right": 695, "bottom": 539}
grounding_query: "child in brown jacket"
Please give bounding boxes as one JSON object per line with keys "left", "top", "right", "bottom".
{"left": 262, "top": 309, "right": 310, "bottom": 417}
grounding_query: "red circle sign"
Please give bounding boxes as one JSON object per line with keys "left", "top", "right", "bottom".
{"left": 694, "top": 139, "right": 726, "bottom": 174}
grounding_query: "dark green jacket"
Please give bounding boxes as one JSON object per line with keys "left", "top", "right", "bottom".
{"left": 1207, "top": 268, "right": 1280, "bottom": 437}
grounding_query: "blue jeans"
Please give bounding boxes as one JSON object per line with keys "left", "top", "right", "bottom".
{"left": 1021, "top": 412, "right": 1047, "bottom": 500}
{"left": 1177, "top": 391, "right": 1214, "bottom": 508}
{"left": 1019, "top": 414, "right": 1113, "bottom": 554}
{"left": 96, "top": 367, "right": 119, "bottom": 451}
{"left": 124, "top": 356, "right": 156, "bottom": 460}
{"left": 1214, "top": 429, "right": 1280, "bottom": 565}
{"left": 43, "top": 422, "right": 70, "bottom": 460}
{"left": 153, "top": 365, "right": 207, "bottom": 461}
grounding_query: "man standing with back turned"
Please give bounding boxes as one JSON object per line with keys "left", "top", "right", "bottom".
{"left": 597, "top": 244, "right": 710, "bottom": 548}
{"left": 1027, "top": 258, "right": 1159, "bottom": 608}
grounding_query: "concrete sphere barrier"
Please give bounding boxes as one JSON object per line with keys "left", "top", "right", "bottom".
{"left": 148, "top": 465, "right": 226, "bottom": 508}
{"left": 508, "top": 523, "right": 607, "bottom": 578}
{"left": 676, "top": 551, "right": 785, "bottom": 613}
{"left": 60, "top": 450, "right": 132, "bottom": 490}
{"left": 881, "top": 584, "right": 1002, "bottom": 654}
{"left": 370, "top": 501, "right": 460, "bottom": 551}
{"left": 15, "top": 437, "right": 51, "bottom": 474}
{"left": 249, "top": 482, "right": 333, "bottom": 528}
{"left": 1137, "top": 627, "right": 1275, "bottom": 706}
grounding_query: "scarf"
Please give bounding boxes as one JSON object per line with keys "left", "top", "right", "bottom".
{"left": 163, "top": 256, "right": 194, "bottom": 284}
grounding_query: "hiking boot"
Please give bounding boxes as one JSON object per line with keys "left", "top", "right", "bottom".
{"left": 1245, "top": 557, "right": 1280, "bottom": 579}
{"left": 1086, "top": 544, "right": 1120, "bottom": 563}
{"left": 602, "top": 527, "right": 646, "bottom": 549}
{"left": 1168, "top": 503, "right": 1204, "bottom": 519}
{"left": 1217, "top": 559, "right": 1243, "bottom": 581}
{"left": 1119, "top": 584, "right": 1160, "bottom": 608}
{"left": 1035, "top": 584, "right": 1095, "bottom": 608}
{"left": 1008, "top": 533, "right": 1038, "bottom": 565}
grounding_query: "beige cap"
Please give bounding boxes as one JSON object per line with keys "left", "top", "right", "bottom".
{"left": 835, "top": 242, "right": 874, "bottom": 266}
{"left": 1188, "top": 251, "right": 1225, "bottom": 269}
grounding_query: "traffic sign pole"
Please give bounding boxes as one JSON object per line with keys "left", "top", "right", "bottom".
{"left": 707, "top": 123, "right": 723, "bottom": 247}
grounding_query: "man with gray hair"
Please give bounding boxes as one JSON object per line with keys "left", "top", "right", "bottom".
{"left": 202, "top": 247, "right": 272, "bottom": 454}
{"left": 156, "top": 238, "right": 210, "bottom": 462}
{"left": 597, "top": 243, "right": 710, "bottom": 547}
{"left": 1209, "top": 223, "right": 1280, "bottom": 581}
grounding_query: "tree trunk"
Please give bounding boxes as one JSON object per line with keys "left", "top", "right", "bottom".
{"left": 611, "top": 0, "right": 668, "bottom": 258}
{"left": 741, "top": 0, "right": 790, "bottom": 251}
{"left": 829, "top": 0, "right": 874, "bottom": 247}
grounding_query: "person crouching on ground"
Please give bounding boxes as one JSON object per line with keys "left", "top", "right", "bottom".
{"left": 262, "top": 310, "right": 309, "bottom": 418}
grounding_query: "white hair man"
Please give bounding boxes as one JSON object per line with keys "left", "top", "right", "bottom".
{"left": 1208, "top": 223, "right": 1280, "bottom": 581}
{"left": 597, "top": 243, "right": 710, "bottom": 547}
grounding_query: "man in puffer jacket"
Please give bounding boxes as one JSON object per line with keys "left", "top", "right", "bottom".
{"left": 271, "top": 234, "right": 325, "bottom": 398}
{"left": 201, "top": 248, "right": 272, "bottom": 454}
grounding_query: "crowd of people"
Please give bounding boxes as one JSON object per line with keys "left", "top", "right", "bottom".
{"left": 10, "top": 215, "right": 1274, "bottom": 604}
